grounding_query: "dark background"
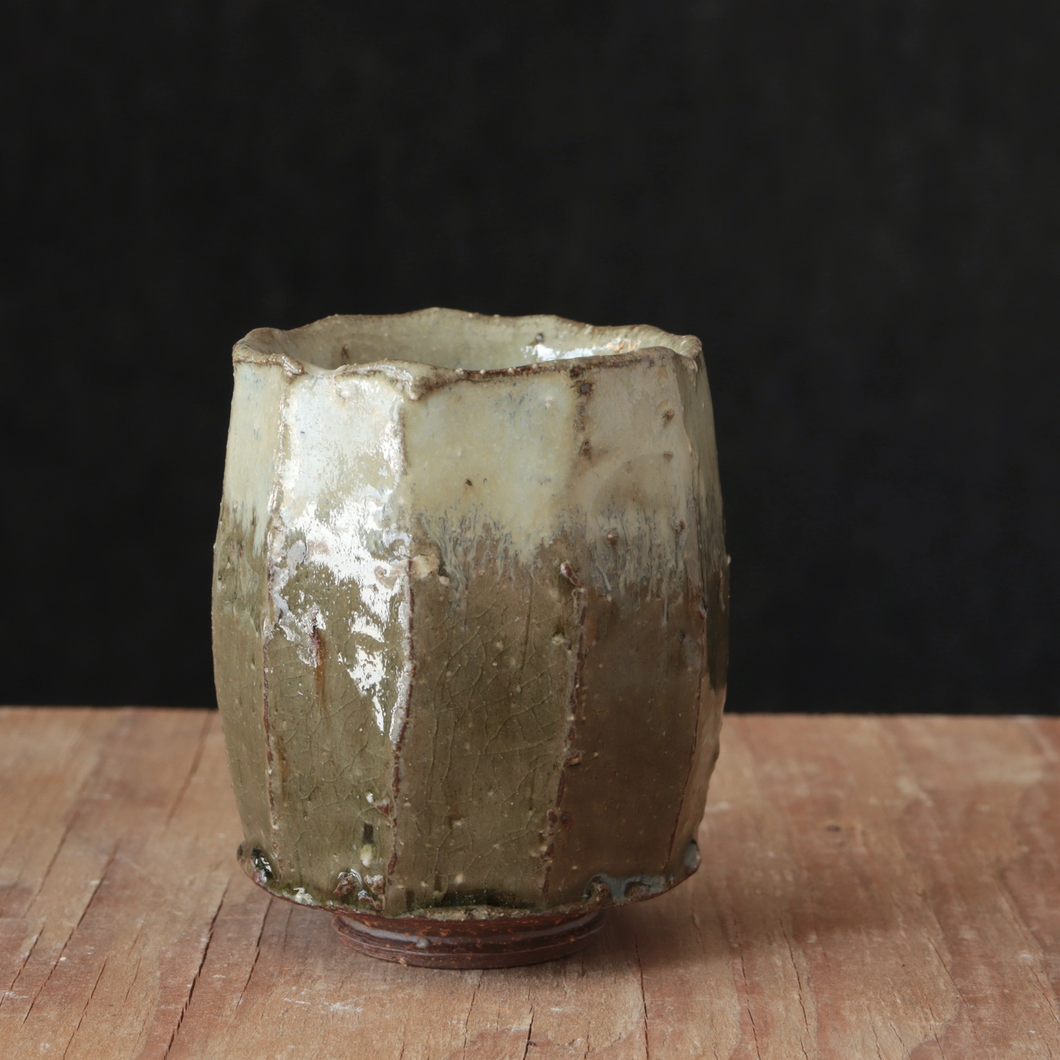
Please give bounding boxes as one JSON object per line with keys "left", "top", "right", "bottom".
{"left": 4, "top": 1, "right": 1058, "bottom": 712}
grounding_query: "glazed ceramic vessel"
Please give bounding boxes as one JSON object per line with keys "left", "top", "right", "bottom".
{"left": 212, "top": 309, "right": 728, "bottom": 967}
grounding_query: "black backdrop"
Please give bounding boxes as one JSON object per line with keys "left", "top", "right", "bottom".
{"left": 4, "top": 1, "right": 1058, "bottom": 712}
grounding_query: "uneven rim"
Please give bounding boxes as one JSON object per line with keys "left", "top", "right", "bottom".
{"left": 231, "top": 306, "right": 703, "bottom": 381}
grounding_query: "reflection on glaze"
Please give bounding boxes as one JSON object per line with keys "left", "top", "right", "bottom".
{"left": 520, "top": 336, "right": 642, "bottom": 364}
{"left": 268, "top": 374, "right": 413, "bottom": 744}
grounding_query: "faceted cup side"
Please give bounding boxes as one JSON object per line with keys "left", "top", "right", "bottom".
{"left": 213, "top": 319, "right": 727, "bottom": 923}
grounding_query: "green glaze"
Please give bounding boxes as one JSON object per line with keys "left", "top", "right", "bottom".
{"left": 212, "top": 309, "right": 728, "bottom": 919}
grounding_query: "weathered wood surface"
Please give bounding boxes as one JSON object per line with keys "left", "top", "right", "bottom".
{"left": 0, "top": 709, "right": 1057, "bottom": 1059}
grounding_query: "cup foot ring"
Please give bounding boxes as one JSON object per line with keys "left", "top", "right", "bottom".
{"left": 332, "top": 908, "right": 606, "bottom": 969}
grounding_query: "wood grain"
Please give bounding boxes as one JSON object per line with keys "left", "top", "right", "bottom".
{"left": 0, "top": 708, "right": 1057, "bottom": 1058}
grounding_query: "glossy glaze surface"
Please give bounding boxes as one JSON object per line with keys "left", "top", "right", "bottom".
{"left": 212, "top": 308, "right": 728, "bottom": 920}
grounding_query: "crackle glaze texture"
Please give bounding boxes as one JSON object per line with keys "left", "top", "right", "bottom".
{"left": 212, "top": 309, "right": 728, "bottom": 920}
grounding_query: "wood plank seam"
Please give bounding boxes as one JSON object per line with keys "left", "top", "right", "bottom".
{"left": 160, "top": 878, "right": 230, "bottom": 1060}
{"left": 20, "top": 838, "right": 119, "bottom": 1026}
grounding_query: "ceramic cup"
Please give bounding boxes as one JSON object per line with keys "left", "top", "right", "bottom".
{"left": 212, "top": 309, "right": 728, "bottom": 967}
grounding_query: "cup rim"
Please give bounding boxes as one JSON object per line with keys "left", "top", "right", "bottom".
{"left": 231, "top": 307, "right": 703, "bottom": 387}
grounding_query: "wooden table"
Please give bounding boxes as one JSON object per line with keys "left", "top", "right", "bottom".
{"left": 0, "top": 709, "right": 1057, "bottom": 1059}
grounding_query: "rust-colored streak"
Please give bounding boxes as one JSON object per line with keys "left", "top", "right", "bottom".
{"left": 387, "top": 569, "right": 416, "bottom": 893}
{"left": 541, "top": 576, "right": 588, "bottom": 900}
{"left": 311, "top": 625, "right": 326, "bottom": 701}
